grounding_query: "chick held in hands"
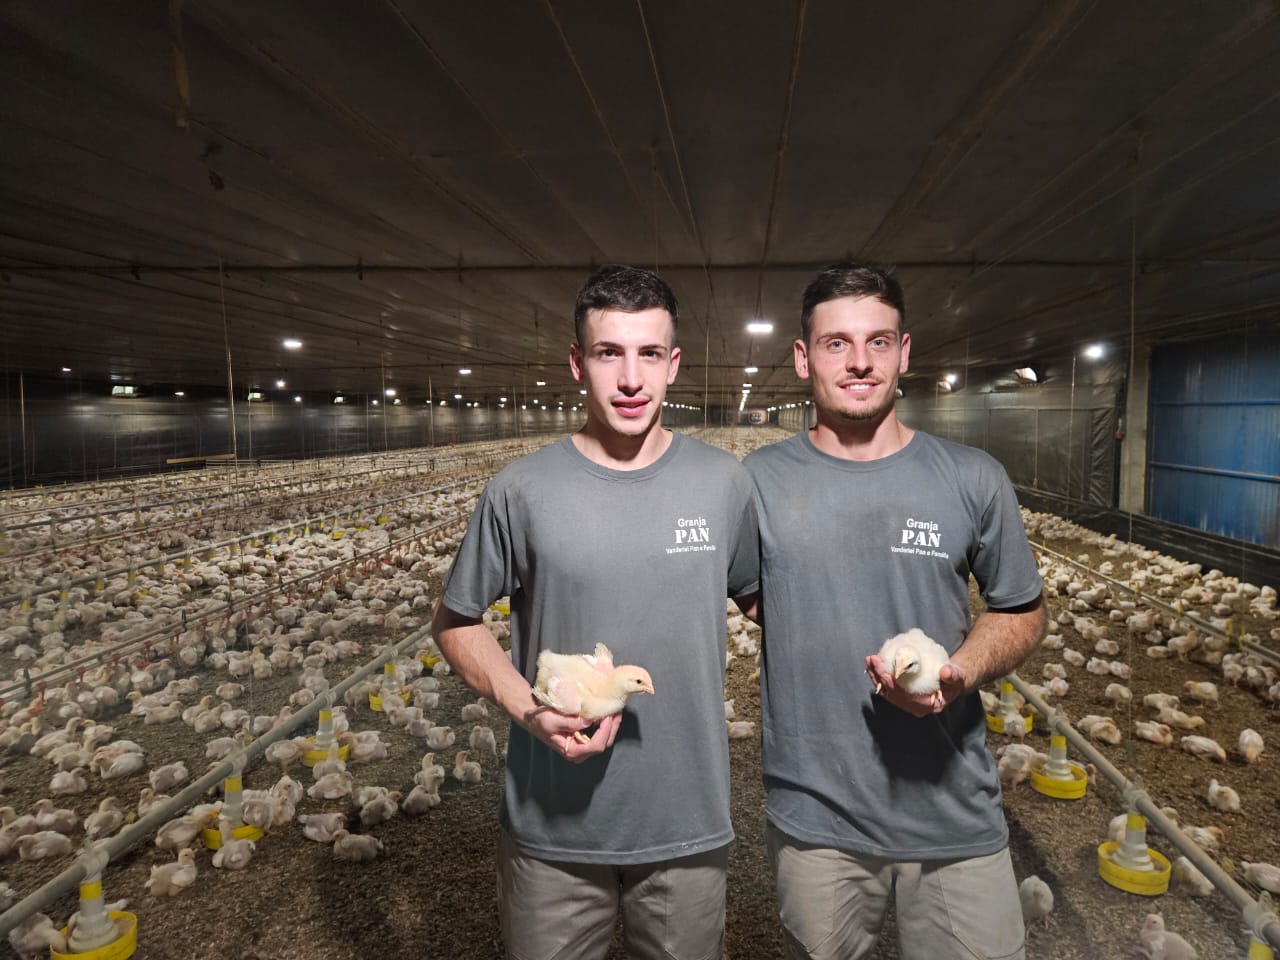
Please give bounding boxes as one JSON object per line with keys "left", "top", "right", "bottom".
{"left": 532, "top": 642, "right": 654, "bottom": 743}
{"left": 868, "top": 628, "right": 954, "bottom": 713}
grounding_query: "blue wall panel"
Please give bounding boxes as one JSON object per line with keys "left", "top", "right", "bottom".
{"left": 1147, "top": 331, "right": 1280, "bottom": 547}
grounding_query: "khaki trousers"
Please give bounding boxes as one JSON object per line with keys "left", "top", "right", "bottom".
{"left": 767, "top": 823, "right": 1025, "bottom": 960}
{"left": 496, "top": 829, "right": 728, "bottom": 960}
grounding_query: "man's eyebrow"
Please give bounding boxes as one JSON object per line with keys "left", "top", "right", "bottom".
{"left": 591, "top": 340, "right": 669, "bottom": 350}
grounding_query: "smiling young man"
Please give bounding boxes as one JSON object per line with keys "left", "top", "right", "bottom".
{"left": 741, "top": 261, "right": 1046, "bottom": 960}
{"left": 433, "top": 264, "right": 759, "bottom": 960}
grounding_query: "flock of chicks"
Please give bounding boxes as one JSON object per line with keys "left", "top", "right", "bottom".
{"left": 988, "top": 509, "right": 1280, "bottom": 958}
{"left": 0, "top": 453, "right": 529, "bottom": 958}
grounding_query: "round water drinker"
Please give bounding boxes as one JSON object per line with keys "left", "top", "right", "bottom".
{"left": 202, "top": 819, "right": 264, "bottom": 850}
{"left": 985, "top": 712, "right": 1034, "bottom": 735}
{"left": 1098, "top": 841, "right": 1170, "bottom": 894}
{"left": 420, "top": 653, "right": 443, "bottom": 669}
{"left": 51, "top": 911, "right": 137, "bottom": 960}
{"left": 1249, "top": 937, "right": 1275, "bottom": 960}
{"left": 1030, "top": 735, "right": 1087, "bottom": 799}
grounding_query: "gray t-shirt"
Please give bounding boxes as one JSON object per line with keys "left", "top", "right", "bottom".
{"left": 744, "top": 429, "right": 1042, "bottom": 859}
{"left": 442, "top": 431, "right": 760, "bottom": 864}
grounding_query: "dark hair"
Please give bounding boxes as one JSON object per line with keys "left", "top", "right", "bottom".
{"left": 573, "top": 265, "right": 679, "bottom": 346}
{"left": 800, "top": 260, "right": 905, "bottom": 342}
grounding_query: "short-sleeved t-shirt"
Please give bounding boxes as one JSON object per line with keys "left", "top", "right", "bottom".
{"left": 745, "top": 429, "right": 1042, "bottom": 859}
{"left": 442, "top": 431, "right": 760, "bottom": 864}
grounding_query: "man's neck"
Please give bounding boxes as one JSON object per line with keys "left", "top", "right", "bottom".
{"left": 573, "top": 422, "right": 672, "bottom": 471}
{"left": 809, "top": 411, "right": 913, "bottom": 462}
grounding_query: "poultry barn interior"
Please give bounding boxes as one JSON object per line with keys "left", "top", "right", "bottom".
{"left": 2, "top": 2, "right": 1279, "bottom": 958}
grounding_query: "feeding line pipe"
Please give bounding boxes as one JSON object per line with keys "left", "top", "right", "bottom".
{"left": 0, "top": 622, "right": 432, "bottom": 941}
{"left": 1006, "top": 672, "right": 1280, "bottom": 950}
{"left": 1036, "top": 542, "right": 1280, "bottom": 671}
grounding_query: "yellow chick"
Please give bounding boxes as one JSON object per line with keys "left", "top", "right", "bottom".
{"left": 532, "top": 643, "right": 654, "bottom": 740}
{"left": 146, "top": 848, "right": 197, "bottom": 897}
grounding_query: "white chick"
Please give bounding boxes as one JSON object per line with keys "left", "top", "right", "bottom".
{"left": 155, "top": 810, "right": 214, "bottom": 851}
{"left": 1138, "top": 912, "right": 1197, "bottom": 960}
{"left": 452, "top": 750, "right": 481, "bottom": 783}
{"left": 49, "top": 769, "right": 88, "bottom": 796}
{"left": 1238, "top": 728, "right": 1264, "bottom": 763}
{"left": 1143, "top": 692, "right": 1180, "bottom": 711}
{"left": 332, "top": 828, "right": 382, "bottom": 862}
{"left": 1133, "top": 721, "right": 1173, "bottom": 746}
{"left": 1108, "top": 660, "right": 1131, "bottom": 679}
{"left": 1171, "top": 856, "right": 1214, "bottom": 897}
{"left": 149, "top": 761, "right": 189, "bottom": 793}
{"left": 359, "top": 791, "right": 401, "bottom": 828}
{"left": 1063, "top": 648, "right": 1086, "bottom": 667}
{"left": 1183, "top": 681, "right": 1218, "bottom": 705}
{"left": 83, "top": 797, "right": 124, "bottom": 841}
{"left": 146, "top": 848, "right": 198, "bottom": 897}
{"left": 1156, "top": 707, "right": 1205, "bottom": 731}
{"left": 1241, "top": 861, "right": 1280, "bottom": 894}
{"left": 1206, "top": 778, "right": 1240, "bottom": 813}
{"left": 307, "top": 771, "right": 354, "bottom": 800}
{"left": 469, "top": 725, "right": 498, "bottom": 757}
{"left": 401, "top": 785, "right": 441, "bottom": 815}
{"left": 8, "top": 913, "right": 68, "bottom": 960}
{"left": 1045, "top": 676, "right": 1070, "bottom": 697}
{"left": 1086, "top": 657, "right": 1111, "bottom": 675}
{"left": 424, "top": 726, "right": 456, "bottom": 750}
{"left": 33, "top": 799, "right": 77, "bottom": 834}
{"left": 415, "top": 753, "right": 446, "bottom": 792}
{"left": 17, "top": 831, "right": 73, "bottom": 860}
{"left": 460, "top": 699, "right": 489, "bottom": 722}
{"left": 874, "top": 628, "right": 950, "bottom": 709}
{"left": 1104, "top": 683, "right": 1131, "bottom": 704}
{"left": 1182, "top": 825, "right": 1224, "bottom": 852}
{"left": 1107, "top": 813, "right": 1128, "bottom": 844}
{"left": 1094, "top": 639, "right": 1120, "bottom": 657}
{"left": 298, "top": 812, "right": 347, "bottom": 843}
{"left": 1018, "top": 875, "right": 1053, "bottom": 927}
{"left": 533, "top": 643, "right": 655, "bottom": 739}
{"left": 1042, "top": 663, "right": 1067, "bottom": 681}
{"left": 211, "top": 819, "right": 255, "bottom": 870}
{"left": 1078, "top": 715, "right": 1122, "bottom": 745}
{"left": 1180, "top": 736, "right": 1226, "bottom": 763}
{"left": 723, "top": 699, "right": 736, "bottom": 720}
{"left": 727, "top": 720, "right": 756, "bottom": 740}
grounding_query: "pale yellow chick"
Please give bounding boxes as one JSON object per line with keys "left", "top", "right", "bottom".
{"left": 875, "top": 629, "right": 949, "bottom": 710}
{"left": 533, "top": 643, "right": 654, "bottom": 741}
{"left": 146, "top": 848, "right": 198, "bottom": 897}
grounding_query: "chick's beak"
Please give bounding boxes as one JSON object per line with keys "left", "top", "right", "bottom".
{"left": 892, "top": 647, "right": 918, "bottom": 680}
{"left": 641, "top": 678, "right": 655, "bottom": 695}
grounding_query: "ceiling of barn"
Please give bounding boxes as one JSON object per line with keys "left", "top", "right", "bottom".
{"left": 2, "top": 1, "right": 1279, "bottom": 411}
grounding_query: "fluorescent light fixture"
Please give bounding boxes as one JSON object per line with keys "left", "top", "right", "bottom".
{"left": 385, "top": 388, "right": 396, "bottom": 397}
{"left": 945, "top": 373, "right": 958, "bottom": 385}
{"left": 1014, "top": 367, "right": 1038, "bottom": 383}
{"left": 499, "top": 396, "right": 507, "bottom": 402}
{"left": 111, "top": 385, "right": 137, "bottom": 397}
{"left": 1084, "top": 344, "right": 1104, "bottom": 360}
{"left": 535, "top": 380, "right": 547, "bottom": 387}
{"left": 521, "top": 404, "right": 527, "bottom": 410}
{"left": 459, "top": 368, "right": 471, "bottom": 375}
{"left": 61, "top": 367, "right": 72, "bottom": 373}
{"left": 747, "top": 321, "right": 773, "bottom": 334}
{"left": 283, "top": 338, "right": 302, "bottom": 350}
{"left": 743, "top": 383, "right": 753, "bottom": 389}
{"left": 174, "top": 391, "right": 185, "bottom": 397}
{"left": 276, "top": 379, "right": 286, "bottom": 388}
{"left": 393, "top": 397, "right": 401, "bottom": 405}
{"left": 293, "top": 395, "right": 302, "bottom": 403}
{"left": 936, "top": 381, "right": 952, "bottom": 392}
{"left": 371, "top": 399, "right": 379, "bottom": 406}
{"left": 247, "top": 390, "right": 264, "bottom": 401}
{"left": 333, "top": 396, "right": 345, "bottom": 404}
{"left": 439, "top": 400, "right": 447, "bottom": 406}
{"left": 745, "top": 365, "right": 758, "bottom": 374}
{"left": 454, "top": 393, "right": 462, "bottom": 399}
{"left": 579, "top": 389, "right": 587, "bottom": 396}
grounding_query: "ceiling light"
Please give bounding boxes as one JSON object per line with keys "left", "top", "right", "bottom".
{"left": 747, "top": 321, "right": 773, "bottom": 334}
{"left": 936, "top": 381, "right": 952, "bottom": 392}
{"left": 393, "top": 397, "right": 401, "bottom": 405}
{"left": 743, "top": 383, "right": 753, "bottom": 389}
{"left": 385, "top": 388, "right": 396, "bottom": 397}
{"left": 283, "top": 338, "right": 302, "bottom": 350}
{"left": 61, "top": 367, "right": 72, "bottom": 373}
{"left": 439, "top": 400, "right": 447, "bottom": 406}
{"left": 1014, "top": 367, "right": 1038, "bottom": 383}
{"left": 174, "top": 391, "right": 185, "bottom": 397}
{"left": 535, "top": 380, "right": 547, "bottom": 387}
{"left": 110, "top": 385, "right": 137, "bottom": 397}
{"left": 276, "top": 379, "right": 286, "bottom": 388}
{"left": 333, "top": 396, "right": 345, "bottom": 404}
{"left": 1084, "top": 344, "right": 1105, "bottom": 360}
{"left": 744, "top": 366, "right": 758, "bottom": 374}
{"left": 459, "top": 367, "right": 471, "bottom": 375}
{"left": 247, "top": 390, "right": 263, "bottom": 402}
{"left": 579, "top": 389, "right": 587, "bottom": 395}
{"left": 944, "top": 373, "right": 957, "bottom": 385}
{"left": 371, "top": 399, "right": 379, "bottom": 406}
{"left": 293, "top": 395, "right": 302, "bottom": 403}
{"left": 499, "top": 396, "right": 507, "bottom": 402}
{"left": 454, "top": 393, "right": 462, "bottom": 399}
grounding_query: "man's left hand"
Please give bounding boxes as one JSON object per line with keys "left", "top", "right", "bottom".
{"left": 864, "top": 655, "right": 967, "bottom": 717}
